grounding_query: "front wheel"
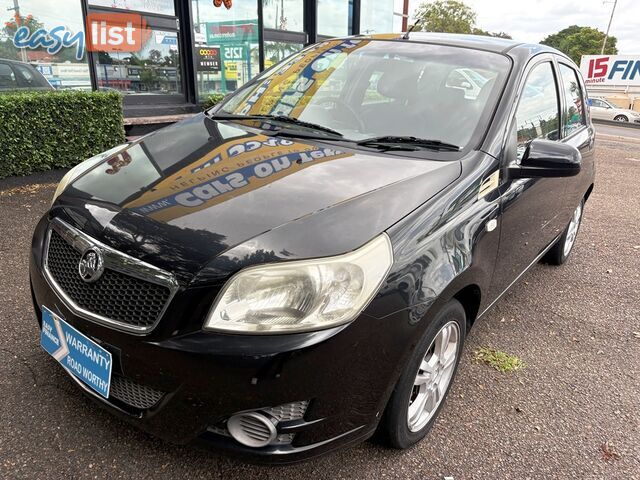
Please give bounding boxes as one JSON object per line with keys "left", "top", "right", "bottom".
{"left": 379, "top": 300, "right": 466, "bottom": 449}
{"left": 543, "top": 199, "right": 584, "bottom": 265}
{"left": 614, "top": 115, "right": 629, "bottom": 122}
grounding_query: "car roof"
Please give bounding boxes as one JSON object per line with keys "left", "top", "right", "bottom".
{"left": 356, "top": 32, "right": 567, "bottom": 60}
{"left": 0, "top": 57, "right": 34, "bottom": 67}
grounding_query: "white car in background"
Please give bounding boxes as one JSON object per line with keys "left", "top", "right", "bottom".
{"left": 589, "top": 97, "right": 640, "bottom": 123}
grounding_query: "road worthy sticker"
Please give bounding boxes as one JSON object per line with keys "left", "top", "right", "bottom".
{"left": 40, "top": 306, "right": 112, "bottom": 398}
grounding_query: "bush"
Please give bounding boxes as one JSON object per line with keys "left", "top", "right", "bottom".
{"left": 0, "top": 90, "right": 126, "bottom": 178}
{"left": 202, "top": 92, "right": 226, "bottom": 110}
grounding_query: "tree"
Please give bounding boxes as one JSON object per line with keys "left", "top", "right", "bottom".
{"left": 472, "top": 28, "right": 512, "bottom": 39}
{"left": 148, "top": 49, "right": 162, "bottom": 64}
{"left": 541, "top": 25, "right": 617, "bottom": 64}
{"left": 413, "top": 0, "right": 476, "bottom": 34}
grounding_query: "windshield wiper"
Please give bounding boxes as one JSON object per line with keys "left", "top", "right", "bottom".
{"left": 356, "top": 136, "right": 460, "bottom": 152}
{"left": 209, "top": 113, "right": 344, "bottom": 138}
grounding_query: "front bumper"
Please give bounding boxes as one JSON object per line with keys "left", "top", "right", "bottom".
{"left": 29, "top": 214, "right": 414, "bottom": 463}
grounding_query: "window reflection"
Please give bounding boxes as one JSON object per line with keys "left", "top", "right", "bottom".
{"left": 559, "top": 64, "right": 585, "bottom": 137}
{"left": 0, "top": 0, "right": 90, "bottom": 89}
{"left": 264, "top": 41, "right": 303, "bottom": 68}
{"left": 192, "top": 0, "right": 259, "bottom": 100}
{"left": 361, "top": 0, "right": 393, "bottom": 34}
{"left": 262, "top": 0, "right": 303, "bottom": 32}
{"left": 318, "top": 0, "right": 352, "bottom": 37}
{"left": 88, "top": 0, "right": 175, "bottom": 16}
{"left": 94, "top": 30, "right": 181, "bottom": 94}
{"left": 515, "top": 62, "right": 560, "bottom": 155}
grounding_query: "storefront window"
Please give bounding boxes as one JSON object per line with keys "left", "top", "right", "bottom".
{"left": 264, "top": 41, "right": 303, "bottom": 69}
{"left": 262, "top": 0, "right": 304, "bottom": 32}
{"left": 191, "top": 0, "right": 259, "bottom": 100}
{"left": 94, "top": 30, "right": 181, "bottom": 95}
{"left": 88, "top": 0, "right": 175, "bottom": 16}
{"left": 318, "top": 0, "right": 352, "bottom": 37}
{"left": 361, "top": 0, "right": 393, "bottom": 34}
{"left": 0, "top": 0, "right": 91, "bottom": 89}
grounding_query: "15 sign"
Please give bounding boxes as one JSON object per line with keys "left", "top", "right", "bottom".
{"left": 580, "top": 55, "right": 640, "bottom": 86}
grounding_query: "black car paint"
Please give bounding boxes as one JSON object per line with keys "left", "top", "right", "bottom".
{"left": 29, "top": 36, "right": 595, "bottom": 463}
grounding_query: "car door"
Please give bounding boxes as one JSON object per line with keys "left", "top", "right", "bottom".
{"left": 557, "top": 61, "right": 595, "bottom": 215}
{"left": 489, "top": 57, "right": 568, "bottom": 298}
{"left": 589, "top": 98, "right": 610, "bottom": 120}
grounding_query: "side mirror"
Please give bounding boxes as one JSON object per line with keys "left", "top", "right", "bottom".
{"left": 460, "top": 81, "right": 472, "bottom": 90}
{"left": 510, "top": 139, "right": 581, "bottom": 178}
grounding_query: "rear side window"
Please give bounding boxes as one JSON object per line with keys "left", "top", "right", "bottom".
{"left": 0, "top": 63, "right": 18, "bottom": 90}
{"left": 558, "top": 64, "right": 586, "bottom": 136}
{"left": 515, "top": 62, "right": 560, "bottom": 155}
{"left": 12, "top": 64, "right": 50, "bottom": 89}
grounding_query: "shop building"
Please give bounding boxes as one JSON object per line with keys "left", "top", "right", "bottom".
{"left": 0, "top": 0, "right": 408, "bottom": 119}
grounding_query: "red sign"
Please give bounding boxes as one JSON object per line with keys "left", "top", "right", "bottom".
{"left": 86, "top": 12, "right": 151, "bottom": 53}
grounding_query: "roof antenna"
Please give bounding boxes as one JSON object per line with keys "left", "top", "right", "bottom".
{"left": 402, "top": 20, "right": 422, "bottom": 40}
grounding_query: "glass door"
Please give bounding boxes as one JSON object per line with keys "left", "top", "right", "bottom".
{"left": 262, "top": 0, "right": 306, "bottom": 68}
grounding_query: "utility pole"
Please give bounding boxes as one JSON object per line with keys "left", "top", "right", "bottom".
{"left": 601, "top": 0, "right": 618, "bottom": 55}
{"left": 7, "top": 0, "right": 28, "bottom": 62}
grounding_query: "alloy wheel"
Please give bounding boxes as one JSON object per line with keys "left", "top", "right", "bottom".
{"left": 407, "top": 321, "right": 460, "bottom": 432}
{"left": 563, "top": 203, "right": 583, "bottom": 257}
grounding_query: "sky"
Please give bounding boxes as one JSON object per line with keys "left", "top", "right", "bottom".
{"left": 407, "top": 0, "right": 640, "bottom": 54}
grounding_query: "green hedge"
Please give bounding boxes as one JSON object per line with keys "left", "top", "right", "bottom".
{"left": 203, "top": 92, "right": 226, "bottom": 110}
{"left": 0, "top": 90, "right": 126, "bottom": 178}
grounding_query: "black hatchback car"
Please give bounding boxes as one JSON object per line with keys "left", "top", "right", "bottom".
{"left": 30, "top": 33, "right": 595, "bottom": 463}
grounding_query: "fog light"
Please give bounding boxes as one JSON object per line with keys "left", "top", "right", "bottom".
{"left": 227, "top": 411, "right": 278, "bottom": 448}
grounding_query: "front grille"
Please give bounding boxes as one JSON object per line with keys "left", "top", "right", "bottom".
{"left": 109, "top": 375, "right": 164, "bottom": 409}
{"left": 46, "top": 230, "right": 171, "bottom": 329}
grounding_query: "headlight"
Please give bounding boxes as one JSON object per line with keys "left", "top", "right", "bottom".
{"left": 204, "top": 234, "right": 394, "bottom": 334}
{"left": 51, "top": 144, "right": 128, "bottom": 205}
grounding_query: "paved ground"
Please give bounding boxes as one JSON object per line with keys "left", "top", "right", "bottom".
{"left": 0, "top": 135, "right": 638, "bottom": 480}
{"left": 595, "top": 121, "right": 640, "bottom": 141}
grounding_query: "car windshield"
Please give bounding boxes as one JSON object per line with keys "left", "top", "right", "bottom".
{"left": 217, "top": 39, "right": 511, "bottom": 150}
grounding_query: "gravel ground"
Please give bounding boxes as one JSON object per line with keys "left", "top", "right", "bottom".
{"left": 0, "top": 135, "right": 638, "bottom": 480}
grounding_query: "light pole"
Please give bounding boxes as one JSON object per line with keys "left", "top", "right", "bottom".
{"left": 601, "top": 0, "right": 618, "bottom": 55}
{"left": 7, "top": 0, "right": 28, "bottom": 62}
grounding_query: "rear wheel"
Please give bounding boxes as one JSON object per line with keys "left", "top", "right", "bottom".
{"left": 379, "top": 300, "right": 466, "bottom": 449}
{"left": 543, "top": 199, "right": 584, "bottom": 265}
{"left": 614, "top": 115, "right": 629, "bottom": 122}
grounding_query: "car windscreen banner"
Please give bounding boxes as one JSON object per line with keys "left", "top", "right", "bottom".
{"left": 124, "top": 135, "right": 351, "bottom": 222}
{"left": 231, "top": 38, "right": 371, "bottom": 118}
{"left": 580, "top": 55, "right": 640, "bottom": 86}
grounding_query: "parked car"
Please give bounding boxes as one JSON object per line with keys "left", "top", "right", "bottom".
{"left": 0, "top": 58, "right": 53, "bottom": 91}
{"left": 30, "top": 33, "right": 595, "bottom": 463}
{"left": 589, "top": 97, "right": 640, "bottom": 123}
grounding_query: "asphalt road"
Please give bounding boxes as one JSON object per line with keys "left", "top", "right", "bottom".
{"left": 1, "top": 137, "right": 639, "bottom": 480}
{"left": 595, "top": 121, "right": 640, "bottom": 140}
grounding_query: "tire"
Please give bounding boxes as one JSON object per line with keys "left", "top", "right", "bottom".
{"left": 614, "top": 115, "right": 629, "bottom": 122}
{"left": 379, "top": 299, "right": 466, "bottom": 449}
{"left": 542, "top": 199, "right": 584, "bottom": 265}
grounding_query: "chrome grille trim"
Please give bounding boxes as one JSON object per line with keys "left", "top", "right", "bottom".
{"left": 43, "top": 217, "right": 179, "bottom": 334}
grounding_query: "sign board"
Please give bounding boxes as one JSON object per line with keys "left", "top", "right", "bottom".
{"left": 580, "top": 55, "right": 640, "bottom": 86}
{"left": 224, "top": 61, "right": 238, "bottom": 79}
{"left": 196, "top": 47, "right": 221, "bottom": 72}
{"left": 223, "top": 45, "right": 245, "bottom": 61}
{"left": 206, "top": 20, "right": 259, "bottom": 44}
{"left": 40, "top": 307, "right": 112, "bottom": 398}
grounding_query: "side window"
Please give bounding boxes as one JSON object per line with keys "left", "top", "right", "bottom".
{"left": 0, "top": 63, "right": 18, "bottom": 90}
{"left": 13, "top": 64, "right": 35, "bottom": 86}
{"left": 515, "top": 62, "right": 560, "bottom": 158}
{"left": 558, "top": 64, "right": 586, "bottom": 137}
